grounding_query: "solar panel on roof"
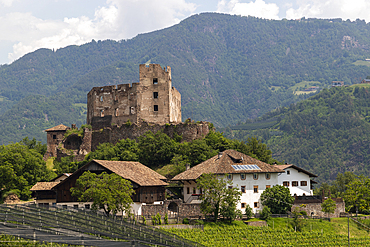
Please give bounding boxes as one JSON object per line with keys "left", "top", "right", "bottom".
{"left": 231, "top": 165, "right": 261, "bottom": 170}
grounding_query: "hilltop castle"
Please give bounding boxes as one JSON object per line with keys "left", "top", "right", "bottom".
{"left": 44, "top": 64, "right": 209, "bottom": 161}
{"left": 87, "top": 64, "right": 181, "bottom": 129}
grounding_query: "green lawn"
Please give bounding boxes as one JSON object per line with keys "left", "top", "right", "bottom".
{"left": 353, "top": 60, "right": 370, "bottom": 67}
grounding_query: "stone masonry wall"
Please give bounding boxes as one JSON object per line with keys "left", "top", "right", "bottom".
{"left": 91, "top": 121, "right": 210, "bottom": 151}
{"left": 292, "top": 198, "right": 345, "bottom": 218}
{"left": 141, "top": 199, "right": 201, "bottom": 218}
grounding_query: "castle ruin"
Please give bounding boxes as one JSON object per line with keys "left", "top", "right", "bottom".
{"left": 45, "top": 64, "right": 209, "bottom": 161}
{"left": 87, "top": 64, "right": 181, "bottom": 129}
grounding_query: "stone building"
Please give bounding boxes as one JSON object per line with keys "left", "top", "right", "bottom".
{"left": 44, "top": 124, "right": 70, "bottom": 159}
{"left": 45, "top": 64, "right": 209, "bottom": 161}
{"left": 87, "top": 64, "right": 181, "bottom": 130}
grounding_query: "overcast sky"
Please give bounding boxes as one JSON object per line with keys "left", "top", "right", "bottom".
{"left": 0, "top": 0, "right": 369, "bottom": 65}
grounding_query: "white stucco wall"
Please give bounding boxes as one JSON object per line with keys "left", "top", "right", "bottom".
{"left": 182, "top": 173, "right": 279, "bottom": 214}
{"left": 231, "top": 173, "right": 279, "bottom": 213}
{"left": 278, "top": 168, "right": 312, "bottom": 196}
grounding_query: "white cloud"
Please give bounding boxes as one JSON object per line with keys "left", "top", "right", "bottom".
{"left": 286, "top": 0, "right": 370, "bottom": 22}
{"left": 217, "top": 0, "right": 280, "bottom": 19}
{"left": 2, "top": 0, "right": 197, "bottom": 63}
{"left": 0, "top": 0, "right": 15, "bottom": 7}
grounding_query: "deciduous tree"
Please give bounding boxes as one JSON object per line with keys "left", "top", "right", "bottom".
{"left": 321, "top": 198, "right": 337, "bottom": 217}
{"left": 260, "top": 185, "right": 294, "bottom": 214}
{"left": 197, "top": 173, "right": 241, "bottom": 222}
{"left": 71, "top": 171, "right": 134, "bottom": 216}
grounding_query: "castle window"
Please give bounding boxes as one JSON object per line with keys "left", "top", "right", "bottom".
{"left": 100, "top": 110, "right": 104, "bottom": 117}
{"left": 153, "top": 92, "right": 158, "bottom": 99}
{"left": 154, "top": 105, "right": 158, "bottom": 111}
{"left": 115, "top": 108, "right": 119, "bottom": 117}
{"left": 53, "top": 135, "right": 56, "bottom": 139}
{"left": 100, "top": 96, "right": 103, "bottom": 102}
{"left": 153, "top": 78, "right": 158, "bottom": 84}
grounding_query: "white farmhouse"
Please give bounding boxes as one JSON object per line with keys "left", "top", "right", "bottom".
{"left": 277, "top": 164, "right": 318, "bottom": 196}
{"left": 172, "top": 150, "right": 283, "bottom": 213}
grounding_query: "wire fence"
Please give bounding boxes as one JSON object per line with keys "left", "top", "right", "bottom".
{"left": 0, "top": 204, "right": 204, "bottom": 247}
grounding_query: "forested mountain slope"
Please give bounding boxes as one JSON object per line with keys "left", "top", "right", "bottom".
{"left": 2, "top": 13, "right": 370, "bottom": 144}
{"left": 222, "top": 84, "right": 370, "bottom": 183}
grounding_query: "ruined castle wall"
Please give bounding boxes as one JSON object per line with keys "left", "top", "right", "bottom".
{"left": 44, "top": 130, "right": 68, "bottom": 159}
{"left": 170, "top": 87, "right": 181, "bottom": 123}
{"left": 91, "top": 122, "right": 210, "bottom": 151}
{"left": 87, "top": 83, "right": 139, "bottom": 130}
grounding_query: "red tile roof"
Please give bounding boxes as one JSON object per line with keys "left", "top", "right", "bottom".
{"left": 172, "top": 149, "right": 283, "bottom": 181}
{"left": 92, "top": 160, "right": 168, "bottom": 187}
{"left": 30, "top": 182, "right": 60, "bottom": 191}
{"left": 45, "top": 124, "right": 69, "bottom": 132}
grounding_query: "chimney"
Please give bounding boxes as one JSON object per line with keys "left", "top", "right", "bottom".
{"left": 218, "top": 152, "right": 223, "bottom": 159}
{"left": 186, "top": 164, "right": 190, "bottom": 171}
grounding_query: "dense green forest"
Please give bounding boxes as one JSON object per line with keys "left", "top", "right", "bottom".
{"left": 222, "top": 84, "right": 370, "bottom": 183}
{"left": 1, "top": 14, "right": 370, "bottom": 144}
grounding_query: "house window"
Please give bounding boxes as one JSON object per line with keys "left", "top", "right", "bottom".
{"left": 266, "top": 185, "right": 271, "bottom": 189}
{"left": 62, "top": 205, "right": 67, "bottom": 209}
{"left": 287, "top": 170, "right": 290, "bottom": 175}
{"left": 292, "top": 181, "right": 298, "bottom": 187}
{"left": 253, "top": 173, "right": 258, "bottom": 180}
{"left": 283, "top": 181, "right": 290, "bottom": 187}
{"left": 254, "top": 202, "right": 259, "bottom": 208}
{"left": 187, "top": 187, "right": 190, "bottom": 194}
{"left": 193, "top": 187, "right": 196, "bottom": 194}
{"left": 227, "top": 174, "right": 233, "bottom": 180}
{"left": 53, "top": 135, "right": 56, "bottom": 139}
{"left": 73, "top": 205, "right": 78, "bottom": 209}
{"left": 241, "top": 203, "right": 246, "bottom": 208}
{"left": 253, "top": 185, "right": 258, "bottom": 193}
{"left": 228, "top": 186, "right": 233, "bottom": 189}
{"left": 241, "top": 186, "right": 246, "bottom": 193}
{"left": 153, "top": 78, "right": 158, "bottom": 84}
{"left": 154, "top": 105, "right": 158, "bottom": 111}
{"left": 301, "top": 181, "right": 308, "bottom": 186}
{"left": 153, "top": 92, "right": 158, "bottom": 99}
{"left": 240, "top": 174, "right": 246, "bottom": 180}
{"left": 265, "top": 173, "right": 271, "bottom": 180}
{"left": 85, "top": 204, "right": 90, "bottom": 209}
{"left": 199, "top": 188, "right": 202, "bottom": 194}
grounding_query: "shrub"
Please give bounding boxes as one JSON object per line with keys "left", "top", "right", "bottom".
{"left": 244, "top": 204, "right": 253, "bottom": 220}
{"left": 126, "top": 119, "right": 132, "bottom": 126}
{"left": 183, "top": 218, "right": 189, "bottom": 224}
{"left": 164, "top": 213, "right": 168, "bottom": 225}
{"left": 260, "top": 206, "right": 271, "bottom": 220}
{"left": 151, "top": 215, "right": 156, "bottom": 225}
{"left": 156, "top": 213, "right": 162, "bottom": 225}
{"left": 142, "top": 216, "right": 147, "bottom": 225}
